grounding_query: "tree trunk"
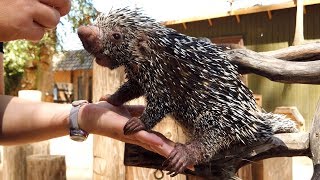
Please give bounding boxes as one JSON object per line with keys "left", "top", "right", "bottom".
{"left": 92, "top": 61, "right": 126, "bottom": 180}
{"left": 2, "top": 142, "right": 50, "bottom": 180}
{"left": 26, "top": 155, "right": 66, "bottom": 180}
{"left": 292, "top": 0, "right": 304, "bottom": 46}
{"left": 36, "top": 30, "right": 56, "bottom": 102}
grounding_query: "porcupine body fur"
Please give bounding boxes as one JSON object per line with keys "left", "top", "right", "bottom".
{"left": 78, "top": 7, "right": 297, "bottom": 175}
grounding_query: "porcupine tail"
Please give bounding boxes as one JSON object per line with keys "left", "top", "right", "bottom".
{"left": 259, "top": 112, "right": 298, "bottom": 133}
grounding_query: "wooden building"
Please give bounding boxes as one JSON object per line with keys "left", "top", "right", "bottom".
{"left": 53, "top": 50, "right": 93, "bottom": 103}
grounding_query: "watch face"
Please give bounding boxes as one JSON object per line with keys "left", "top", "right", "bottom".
{"left": 70, "top": 135, "right": 87, "bottom": 142}
{"left": 70, "top": 129, "right": 88, "bottom": 142}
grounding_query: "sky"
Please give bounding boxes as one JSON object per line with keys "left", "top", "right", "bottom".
{"left": 61, "top": 0, "right": 285, "bottom": 50}
{"left": 61, "top": 0, "right": 231, "bottom": 50}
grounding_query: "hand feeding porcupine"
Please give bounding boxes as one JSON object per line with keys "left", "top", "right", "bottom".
{"left": 78, "top": 8, "right": 297, "bottom": 176}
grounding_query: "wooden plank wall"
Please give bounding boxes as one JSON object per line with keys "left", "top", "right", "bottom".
{"left": 54, "top": 70, "right": 93, "bottom": 101}
{"left": 168, "top": 4, "right": 320, "bottom": 130}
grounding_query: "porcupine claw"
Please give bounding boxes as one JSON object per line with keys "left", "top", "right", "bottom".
{"left": 163, "top": 143, "right": 194, "bottom": 177}
{"left": 123, "top": 117, "right": 146, "bottom": 135}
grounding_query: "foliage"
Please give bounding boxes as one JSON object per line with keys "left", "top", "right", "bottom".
{"left": 67, "top": 0, "right": 98, "bottom": 32}
{"left": 3, "top": 32, "right": 56, "bottom": 94}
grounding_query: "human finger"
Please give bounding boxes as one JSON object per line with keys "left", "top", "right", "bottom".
{"left": 22, "top": 22, "right": 46, "bottom": 41}
{"left": 39, "top": 0, "right": 71, "bottom": 16}
{"left": 33, "top": 3, "right": 61, "bottom": 29}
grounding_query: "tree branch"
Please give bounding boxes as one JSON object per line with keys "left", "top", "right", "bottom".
{"left": 226, "top": 44, "right": 320, "bottom": 84}
{"left": 260, "top": 42, "right": 320, "bottom": 61}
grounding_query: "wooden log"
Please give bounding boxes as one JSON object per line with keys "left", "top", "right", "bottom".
{"left": 26, "top": 155, "right": 66, "bottom": 180}
{"left": 2, "top": 141, "right": 49, "bottom": 180}
{"left": 310, "top": 100, "right": 320, "bottom": 180}
{"left": 92, "top": 61, "right": 126, "bottom": 180}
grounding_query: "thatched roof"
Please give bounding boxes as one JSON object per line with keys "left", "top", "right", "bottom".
{"left": 53, "top": 50, "right": 93, "bottom": 71}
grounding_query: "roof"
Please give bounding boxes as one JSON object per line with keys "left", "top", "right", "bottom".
{"left": 53, "top": 50, "right": 93, "bottom": 71}
{"left": 163, "top": 0, "right": 320, "bottom": 25}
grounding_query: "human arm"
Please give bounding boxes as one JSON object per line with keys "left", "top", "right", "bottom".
{"left": 0, "top": 95, "right": 174, "bottom": 157}
{"left": 0, "top": 0, "right": 71, "bottom": 41}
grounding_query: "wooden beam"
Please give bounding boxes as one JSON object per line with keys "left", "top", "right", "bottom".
{"left": 235, "top": 15, "right": 240, "bottom": 23}
{"left": 207, "top": 19, "right": 213, "bottom": 26}
{"left": 164, "top": 0, "right": 320, "bottom": 26}
{"left": 182, "top": 22, "right": 187, "bottom": 30}
{"left": 267, "top": 10, "right": 272, "bottom": 20}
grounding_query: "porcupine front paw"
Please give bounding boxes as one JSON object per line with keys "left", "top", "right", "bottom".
{"left": 163, "top": 143, "right": 196, "bottom": 177}
{"left": 123, "top": 117, "right": 146, "bottom": 135}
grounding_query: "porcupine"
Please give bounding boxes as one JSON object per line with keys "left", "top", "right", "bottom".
{"left": 78, "top": 8, "right": 297, "bottom": 176}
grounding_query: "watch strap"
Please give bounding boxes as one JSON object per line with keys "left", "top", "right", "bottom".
{"left": 69, "top": 100, "right": 89, "bottom": 141}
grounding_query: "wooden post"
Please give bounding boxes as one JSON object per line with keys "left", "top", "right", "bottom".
{"left": 92, "top": 61, "right": 126, "bottom": 180}
{"left": 292, "top": 0, "right": 305, "bottom": 46}
{"left": 26, "top": 155, "right": 66, "bottom": 180}
{"left": 2, "top": 142, "right": 49, "bottom": 180}
{"left": 310, "top": 100, "right": 320, "bottom": 180}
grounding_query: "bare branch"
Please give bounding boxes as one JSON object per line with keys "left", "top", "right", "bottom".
{"left": 226, "top": 48, "right": 320, "bottom": 84}
{"left": 260, "top": 42, "right": 320, "bottom": 61}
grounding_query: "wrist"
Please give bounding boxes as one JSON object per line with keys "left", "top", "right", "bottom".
{"left": 77, "top": 102, "right": 95, "bottom": 134}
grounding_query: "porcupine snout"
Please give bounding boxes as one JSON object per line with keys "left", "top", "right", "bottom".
{"left": 78, "top": 26, "right": 114, "bottom": 68}
{"left": 78, "top": 26, "right": 101, "bottom": 54}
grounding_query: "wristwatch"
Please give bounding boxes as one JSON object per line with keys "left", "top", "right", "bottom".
{"left": 69, "top": 100, "right": 89, "bottom": 142}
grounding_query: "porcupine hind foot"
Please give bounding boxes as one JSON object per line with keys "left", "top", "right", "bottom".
{"left": 123, "top": 117, "right": 146, "bottom": 135}
{"left": 163, "top": 143, "right": 200, "bottom": 177}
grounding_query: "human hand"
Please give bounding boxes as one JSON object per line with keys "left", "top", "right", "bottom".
{"left": 0, "top": 0, "right": 71, "bottom": 41}
{"left": 78, "top": 101, "right": 175, "bottom": 158}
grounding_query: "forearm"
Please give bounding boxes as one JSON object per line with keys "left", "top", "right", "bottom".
{"left": 0, "top": 95, "right": 71, "bottom": 145}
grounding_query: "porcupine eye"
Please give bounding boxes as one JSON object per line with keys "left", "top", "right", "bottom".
{"left": 112, "top": 33, "right": 122, "bottom": 40}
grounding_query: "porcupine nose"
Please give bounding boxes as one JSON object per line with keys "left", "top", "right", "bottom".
{"left": 77, "top": 25, "right": 101, "bottom": 53}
